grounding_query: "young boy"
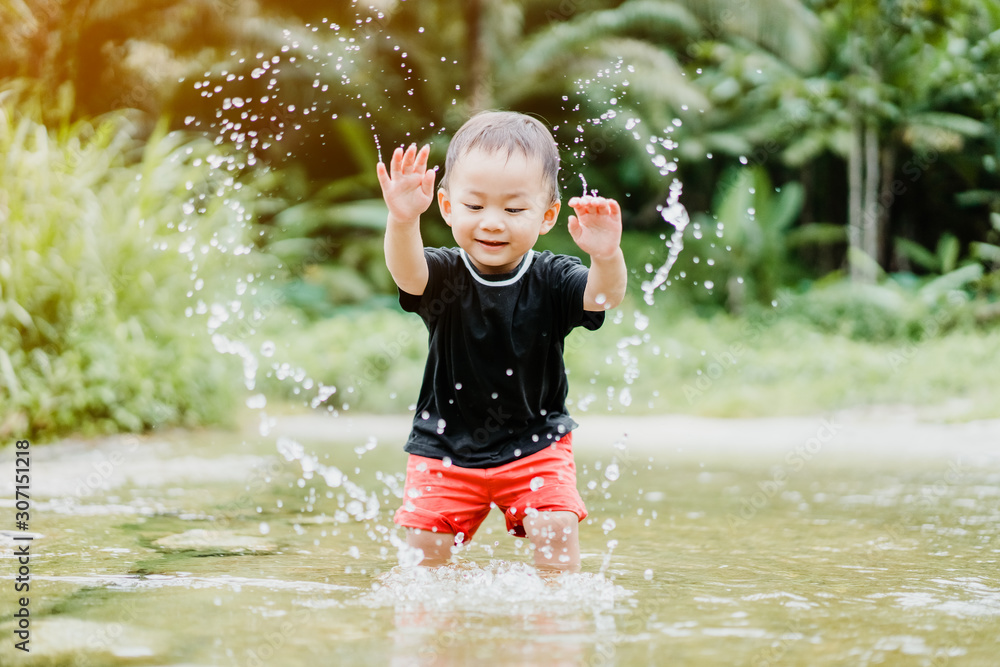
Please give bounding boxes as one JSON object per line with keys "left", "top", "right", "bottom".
{"left": 376, "top": 111, "right": 626, "bottom": 572}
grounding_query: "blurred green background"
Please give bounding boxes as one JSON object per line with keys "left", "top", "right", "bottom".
{"left": 2, "top": 0, "right": 999, "bottom": 441}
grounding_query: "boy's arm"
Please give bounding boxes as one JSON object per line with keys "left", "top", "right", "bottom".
{"left": 377, "top": 144, "right": 436, "bottom": 296}
{"left": 568, "top": 196, "right": 627, "bottom": 311}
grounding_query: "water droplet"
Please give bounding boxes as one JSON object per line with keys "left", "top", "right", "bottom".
{"left": 277, "top": 436, "right": 304, "bottom": 461}
{"left": 604, "top": 462, "right": 620, "bottom": 481}
{"left": 259, "top": 522, "right": 270, "bottom": 535}
{"left": 530, "top": 477, "right": 545, "bottom": 491}
{"left": 397, "top": 543, "right": 425, "bottom": 568}
{"left": 322, "top": 466, "right": 344, "bottom": 487}
{"left": 602, "top": 518, "right": 616, "bottom": 532}
{"left": 246, "top": 394, "right": 267, "bottom": 409}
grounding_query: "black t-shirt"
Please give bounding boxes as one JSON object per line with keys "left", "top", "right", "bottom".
{"left": 399, "top": 247, "right": 604, "bottom": 468}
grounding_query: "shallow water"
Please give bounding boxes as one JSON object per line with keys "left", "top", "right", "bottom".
{"left": 2, "top": 416, "right": 999, "bottom": 666}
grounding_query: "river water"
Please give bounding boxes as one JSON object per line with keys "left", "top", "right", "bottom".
{"left": 1, "top": 412, "right": 998, "bottom": 666}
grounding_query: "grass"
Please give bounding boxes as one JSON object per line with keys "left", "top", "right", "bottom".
{"left": 569, "top": 305, "right": 1000, "bottom": 420}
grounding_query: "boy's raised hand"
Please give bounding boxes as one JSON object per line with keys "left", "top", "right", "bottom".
{"left": 568, "top": 195, "right": 623, "bottom": 261}
{"left": 376, "top": 143, "right": 436, "bottom": 224}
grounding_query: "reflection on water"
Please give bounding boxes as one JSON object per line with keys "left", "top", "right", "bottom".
{"left": 1, "top": 420, "right": 999, "bottom": 666}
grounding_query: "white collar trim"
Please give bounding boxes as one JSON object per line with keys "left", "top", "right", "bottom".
{"left": 460, "top": 249, "right": 534, "bottom": 287}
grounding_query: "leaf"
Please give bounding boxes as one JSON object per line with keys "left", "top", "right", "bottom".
{"left": 846, "top": 247, "right": 885, "bottom": 281}
{"left": 970, "top": 241, "right": 1000, "bottom": 265}
{"left": 919, "top": 264, "right": 983, "bottom": 301}
{"left": 767, "top": 181, "right": 805, "bottom": 233}
{"left": 895, "top": 238, "right": 940, "bottom": 272}
{"left": 786, "top": 223, "right": 847, "bottom": 247}
{"left": 703, "top": 131, "right": 754, "bottom": 156}
{"left": 936, "top": 233, "right": 960, "bottom": 275}
{"left": 955, "top": 190, "right": 1000, "bottom": 207}
{"left": 336, "top": 119, "right": 380, "bottom": 178}
{"left": 263, "top": 238, "right": 317, "bottom": 264}
{"left": 324, "top": 199, "right": 390, "bottom": 230}
{"left": 905, "top": 112, "right": 989, "bottom": 139}
{"left": 514, "top": 0, "right": 702, "bottom": 76}
{"left": 782, "top": 131, "right": 828, "bottom": 167}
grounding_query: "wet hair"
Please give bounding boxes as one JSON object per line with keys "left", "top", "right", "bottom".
{"left": 439, "top": 110, "right": 561, "bottom": 204}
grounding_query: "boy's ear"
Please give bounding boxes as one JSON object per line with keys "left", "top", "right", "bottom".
{"left": 437, "top": 188, "right": 452, "bottom": 226}
{"left": 539, "top": 201, "right": 560, "bottom": 235}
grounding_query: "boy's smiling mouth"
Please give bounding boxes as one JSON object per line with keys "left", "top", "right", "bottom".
{"left": 476, "top": 239, "right": 508, "bottom": 248}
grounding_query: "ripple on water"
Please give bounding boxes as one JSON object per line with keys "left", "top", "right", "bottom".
{"left": 868, "top": 576, "right": 1000, "bottom": 619}
{"left": 358, "top": 560, "right": 631, "bottom": 616}
{"left": 35, "top": 573, "right": 355, "bottom": 595}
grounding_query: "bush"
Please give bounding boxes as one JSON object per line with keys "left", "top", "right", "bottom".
{"left": 781, "top": 276, "right": 986, "bottom": 342}
{"left": 0, "top": 107, "right": 261, "bottom": 440}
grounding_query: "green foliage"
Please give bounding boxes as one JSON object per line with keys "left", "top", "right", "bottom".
{"left": 0, "top": 107, "right": 260, "bottom": 440}
{"left": 779, "top": 274, "right": 989, "bottom": 342}
{"left": 5, "top": 0, "right": 1000, "bottom": 439}
{"left": 655, "top": 166, "right": 807, "bottom": 310}
{"left": 894, "top": 226, "right": 1000, "bottom": 302}
{"left": 252, "top": 119, "right": 397, "bottom": 316}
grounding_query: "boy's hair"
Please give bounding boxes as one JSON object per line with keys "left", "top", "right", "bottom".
{"left": 440, "top": 110, "right": 561, "bottom": 204}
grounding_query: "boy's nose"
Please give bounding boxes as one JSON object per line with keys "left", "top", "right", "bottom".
{"left": 479, "top": 213, "right": 505, "bottom": 231}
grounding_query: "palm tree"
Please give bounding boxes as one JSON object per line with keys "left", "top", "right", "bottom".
{"left": 678, "top": 0, "right": 996, "bottom": 283}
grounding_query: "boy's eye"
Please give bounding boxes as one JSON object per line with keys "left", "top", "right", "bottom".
{"left": 464, "top": 204, "right": 483, "bottom": 211}
{"left": 505, "top": 208, "right": 526, "bottom": 214}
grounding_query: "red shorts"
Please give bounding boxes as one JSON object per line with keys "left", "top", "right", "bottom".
{"left": 393, "top": 433, "right": 587, "bottom": 543}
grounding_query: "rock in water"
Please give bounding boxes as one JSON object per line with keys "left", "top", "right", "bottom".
{"left": 0, "top": 617, "right": 164, "bottom": 663}
{"left": 152, "top": 529, "right": 277, "bottom": 554}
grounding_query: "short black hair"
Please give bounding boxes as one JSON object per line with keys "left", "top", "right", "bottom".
{"left": 440, "top": 110, "right": 561, "bottom": 204}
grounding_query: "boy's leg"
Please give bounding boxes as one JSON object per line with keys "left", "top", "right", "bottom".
{"left": 524, "top": 510, "right": 580, "bottom": 573}
{"left": 405, "top": 528, "right": 458, "bottom": 567}
{"left": 394, "top": 454, "right": 492, "bottom": 566}
{"left": 493, "top": 433, "right": 586, "bottom": 573}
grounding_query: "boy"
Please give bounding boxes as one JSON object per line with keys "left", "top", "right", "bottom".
{"left": 376, "top": 111, "right": 626, "bottom": 572}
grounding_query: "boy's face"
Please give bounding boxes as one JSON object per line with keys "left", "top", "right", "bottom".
{"left": 438, "top": 148, "right": 560, "bottom": 274}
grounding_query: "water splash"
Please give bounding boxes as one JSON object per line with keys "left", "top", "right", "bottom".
{"left": 373, "top": 128, "right": 383, "bottom": 164}
{"left": 640, "top": 178, "right": 690, "bottom": 306}
{"left": 359, "top": 560, "right": 630, "bottom": 614}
